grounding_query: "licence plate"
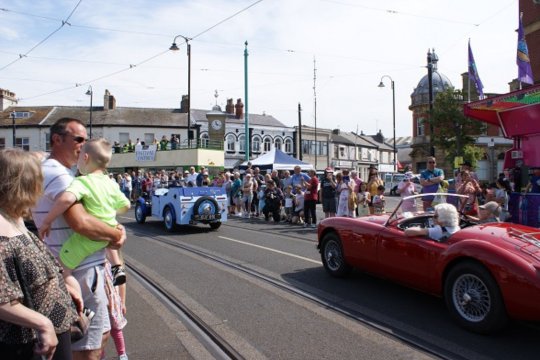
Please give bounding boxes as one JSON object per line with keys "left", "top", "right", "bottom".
{"left": 194, "top": 214, "right": 220, "bottom": 220}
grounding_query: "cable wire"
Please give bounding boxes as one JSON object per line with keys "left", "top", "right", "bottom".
{"left": 0, "top": 0, "right": 83, "bottom": 72}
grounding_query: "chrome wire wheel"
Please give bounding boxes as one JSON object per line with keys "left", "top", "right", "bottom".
{"left": 321, "top": 233, "right": 351, "bottom": 277}
{"left": 324, "top": 239, "right": 344, "bottom": 272}
{"left": 451, "top": 273, "right": 491, "bottom": 323}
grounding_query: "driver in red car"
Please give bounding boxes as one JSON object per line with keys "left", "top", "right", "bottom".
{"left": 404, "top": 203, "right": 460, "bottom": 241}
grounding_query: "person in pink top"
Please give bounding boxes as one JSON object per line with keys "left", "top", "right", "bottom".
{"left": 397, "top": 172, "right": 418, "bottom": 213}
{"left": 303, "top": 169, "right": 319, "bottom": 228}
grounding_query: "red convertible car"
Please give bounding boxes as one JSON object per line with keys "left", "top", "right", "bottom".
{"left": 317, "top": 193, "right": 540, "bottom": 334}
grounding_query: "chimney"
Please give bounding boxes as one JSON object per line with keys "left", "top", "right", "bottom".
{"left": 374, "top": 130, "right": 384, "bottom": 143}
{"left": 225, "top": 98, "right": 234, "bottom": 114}
{"left": 235, "top": 98, "right": 244, "bottom": 119}
{"left": 180, "top": 94, "right": 189, "bottom": 113}
{"left": 103, "top": 89, "right": 116, "bottom": 111}
{"left": 0, "top": 88, "right": 17, "bottom": 111}
{"left": 332, "top": 129, "right": 340, "bottom": 135}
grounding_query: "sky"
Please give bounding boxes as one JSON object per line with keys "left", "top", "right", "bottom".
{"left": 0, "top": 0, "right": 519, "bottom": 138}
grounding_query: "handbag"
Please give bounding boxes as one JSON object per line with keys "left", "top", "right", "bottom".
{"left": 71, "top": 307, "right": 95, "bottom": 342}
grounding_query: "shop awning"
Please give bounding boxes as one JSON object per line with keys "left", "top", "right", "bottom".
{"left": 464, "top": 84, "right": 540, "bottom": 137}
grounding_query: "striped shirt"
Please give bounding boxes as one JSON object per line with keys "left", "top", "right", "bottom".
{"left": 31, "top": 158, "right": 106, "bottom": 270}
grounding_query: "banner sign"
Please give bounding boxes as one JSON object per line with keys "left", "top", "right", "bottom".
{"left": 135, "top": 145, "right": 157, "bottom": 161}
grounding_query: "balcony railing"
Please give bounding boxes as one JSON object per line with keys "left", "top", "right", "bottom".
{"left": 113, "top": 139, "right": 223, "bottom": 153}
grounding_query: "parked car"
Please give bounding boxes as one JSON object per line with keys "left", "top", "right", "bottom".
{"left": 316, "top": 193, "right": 540, "bottom": 334}
{"left": 135, "top": 186, "right": 228, "bottom": 231}
{"left": 384, "top": 173, "right": 421, "bottom": 195}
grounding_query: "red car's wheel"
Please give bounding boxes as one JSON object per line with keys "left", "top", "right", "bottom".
{"left": 321, "top": 232, "right": 352, "bottom": 277}
{"left": 444, "top": 261, "right": 508, "bottom": 334}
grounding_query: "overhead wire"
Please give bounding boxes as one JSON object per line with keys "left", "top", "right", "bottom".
{"left": 16, "top": 0, "right": 266, "bottom": 102}
{"left": 0, "top": 0, "right": 83, "bottom": 72}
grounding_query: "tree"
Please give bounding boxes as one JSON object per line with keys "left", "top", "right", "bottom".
{"left": 428, "top": 88, "right": 484, "bottom": 165}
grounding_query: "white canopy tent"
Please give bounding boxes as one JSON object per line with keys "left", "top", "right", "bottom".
{"left": 239, "top": 148, "right": 314, "bottom": 171}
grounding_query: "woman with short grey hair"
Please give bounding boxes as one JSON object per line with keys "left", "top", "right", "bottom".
{"left": 405, "top": 203, "right": 460, "bottom": 241}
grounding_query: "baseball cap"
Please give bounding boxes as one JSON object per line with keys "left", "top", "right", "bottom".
{"left": 479, "top": 201, "right": 500, "bottom": 215}
{"left": 325, "top": 167, "right": 333, "bottom": 172}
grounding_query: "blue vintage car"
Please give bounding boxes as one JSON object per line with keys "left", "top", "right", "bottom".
{"left": 134, "top": 187, "right": 228, "bottom": 231}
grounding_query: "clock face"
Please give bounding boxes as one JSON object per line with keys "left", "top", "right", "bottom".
{"left": 211, "top": 119, "right": 222, "bottom": 130}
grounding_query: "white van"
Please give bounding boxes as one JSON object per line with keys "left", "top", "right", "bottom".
{"left": 384, "top": 173, "right": 421, "bottom": 195}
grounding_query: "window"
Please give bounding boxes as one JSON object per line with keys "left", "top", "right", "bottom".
{"left": 45, "top": 133, "right": 51, "bottom": 151}
{"left": 226, "top": 134, "right": 236, "bottom": 152}
{"left": 417, "top": 117, "right": 425, "bottom": 136}
{"left": 302, "top": 140, "right": 310, "bottom": 154}
{"left": 200, "top": 133, "right": 209, "bottom": 147}
{"left": 16, "top": 137, "right": 30, "bottom": 151}
{"left": 274, "top": 138, "right": 282, "bottom": 151}
{"left": 0, "top": 138, "right": 5, "bottom": 150}
{"left": 319, "top": 142, "right": 328, "bottom": 156}
{"left": 339, "top": 146, "right": 346, "bottom": 158}
{"left": 119, "top": 132, "right": 129, "bottom": 145}
{"left": 252, "top": 136, "right": 261, "bottom": 153}
{"left": 284, "top": 138, "right": 293, "bottom": 153}
{"left": 239, "top": 135, "right": 245, "bottom": 152}
{"left": 349, "top": 147, "right": 356, "bottom": 160}
{"left": 302, "top": 140, "right": 327, "bottom": 156}
{"left": 361, "top": 147, "right": 368, "bottom": 160}
{"left": 144, "top": 133, "right": 154, "bottom": 146}
{"left": 263, "top": 137, "right": 272, "bottom": 152}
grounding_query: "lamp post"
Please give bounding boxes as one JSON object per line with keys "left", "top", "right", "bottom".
{"left": 10, "top": 111, "right": 16, "bottom": 148}
{"left": 85, "top": 85, "right": 93, "bottom": 139}
{"left": 378, "top": 75, "right": 397, "bottom": 172}
{"left": 170, "top": 35, "right": 192, "bottom": 146}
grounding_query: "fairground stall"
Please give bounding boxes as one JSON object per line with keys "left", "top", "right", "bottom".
{"left": 464, "top": 84, "right": 540, "bottom": 227}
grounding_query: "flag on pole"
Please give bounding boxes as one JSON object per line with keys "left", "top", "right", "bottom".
{"left": 468, "top": 40, "right": 484, "bottom": 98}
{"left": 517, "top": 12, "right": 534, "bottom": 85}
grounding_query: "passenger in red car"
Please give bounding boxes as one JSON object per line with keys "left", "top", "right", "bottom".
{"left": 404, "top": 203, "right": 460, "bottom": 241}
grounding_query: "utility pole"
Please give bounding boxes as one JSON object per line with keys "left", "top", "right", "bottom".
{"left": 427, "top": 49, "right": 435, "bottom": 157}
{"left": 313, "top": 57, "right": 317, "bottom": 170}
{"left": 244, "top": 41, "right": 250, "bottom": 161}
{"left": 298, "top": 103, "right": 302, "bottom": 160}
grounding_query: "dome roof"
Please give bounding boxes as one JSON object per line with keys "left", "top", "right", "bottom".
{"left": 410, "top": 71, "right": 453, "bottom": 107}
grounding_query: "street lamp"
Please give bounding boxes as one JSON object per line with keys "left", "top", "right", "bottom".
{"left": 85, "top": 85, "right": 93, "bottom": 139}
{"left": 378, "top": 75, "right": 397, "bottom": 172}
{"left": 170, "top": 35, "right": 192, "bottom": 146}
{"left": 10, "top": 111, "right": 16, "bottom": 148}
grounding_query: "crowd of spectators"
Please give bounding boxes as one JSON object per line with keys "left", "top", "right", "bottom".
{"left": 112, "top": 135, "right": 184, "bottom": 153}
{"left": 112, "top": 164, "right": 390, "bottom": 227}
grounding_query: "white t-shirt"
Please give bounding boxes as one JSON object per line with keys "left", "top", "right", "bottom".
{"left": 31, "top": 158, "right": 106, "bottom": 270}
{"left": 428, "top": 225, "right": 460, "bottom": 241}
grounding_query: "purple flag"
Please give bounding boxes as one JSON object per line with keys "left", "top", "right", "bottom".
{"left": 468, "top": 40, "right": 484, "bottom": 98}
{"left": 517, "top": 12, "right": 534, "bottom": 84}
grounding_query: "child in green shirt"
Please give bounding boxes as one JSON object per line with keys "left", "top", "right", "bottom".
{"left": 39, "top": 138, "right": 130, "bottom": 284}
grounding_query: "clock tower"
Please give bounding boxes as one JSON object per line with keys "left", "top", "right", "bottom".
{"left": 206, "top": 104, "right": 226, "bottom": 147}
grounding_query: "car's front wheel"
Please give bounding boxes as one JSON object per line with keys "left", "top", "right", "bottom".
{"left": 444, "top": 261, "right": 508, "bottom": 334}
{"left": 321, "top": 232, "right": 351, "bottom": 277}
{"left": 135, "top": 203, "right": 146, "bottom": 224}
{"left": 163, "top": 206, "right": 177, "bottom": 232}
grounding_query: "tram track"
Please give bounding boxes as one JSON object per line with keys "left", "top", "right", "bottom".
{"left": 125, "top": 225, "right": 474, "bottom": 360}
{"left": 126, "top": 259, "right": 245, "bottom": 360}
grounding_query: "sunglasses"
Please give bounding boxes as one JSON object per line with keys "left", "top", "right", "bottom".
{"left": 63, "top": 133, "right": 87, "bottom": 144}
{"left": 428, "top": 161, "right": 436, "bottom": 164}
